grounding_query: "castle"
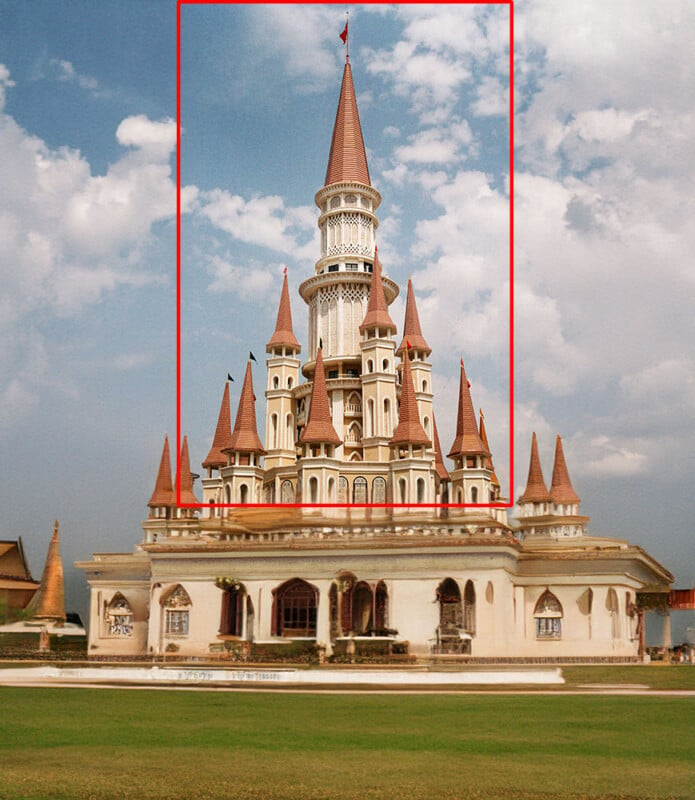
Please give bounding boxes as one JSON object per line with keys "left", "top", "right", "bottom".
{"left": 76, "top": 58, "right": 671, "bottom": 661}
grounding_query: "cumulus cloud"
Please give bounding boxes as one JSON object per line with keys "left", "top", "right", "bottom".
{"left": 207, "top": 256, "right": 276, "bottom": 300}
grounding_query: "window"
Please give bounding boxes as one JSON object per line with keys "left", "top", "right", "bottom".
{"left": 273, "top": 376, "right": 279, "bottom": 389}
{"left": 166, "top": 610, "right": 189, "bottom": 636}
{"left": 346, "top": 262, "right": 358, "bottom": 271}
{"left": 105, "top": 592, "right": 133, "bottom": 636}
{"left": 328, "top": 369, "right": 339, "bottom": 379}
{"left": 534, "top": 590, "right": 563, "bottom": 639}
{"left": 463, "top": 580, "right": 476, "bottom": 635}
{"left": 162, "top": 584, "right": 192, "bottom": 637}
{"left": 471, "top": 486, "right": 478, "bottom": 503}
{"left": 372, "top": 476, "right": 386, "bottom": 503}
{"left": 273, "top": 579, "right": 318, "bottom": 637}
{"left": 281, "top": 480, "right": 295, "bottom": 504}
{"left": 353, "top": 476, "right": 368, "bottom": 503}
{"left": 328, "top": 264, "right": 339, "bottom": 272}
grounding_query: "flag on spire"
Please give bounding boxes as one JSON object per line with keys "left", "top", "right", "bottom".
{"left": 339, "top": 20, "right": 348, "bottom": 44}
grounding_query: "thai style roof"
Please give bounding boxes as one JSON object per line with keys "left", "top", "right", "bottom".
{"left": 267, "top": 271, "right": 300, "bottom": 351}
{"left": 479, "top": 409, "right": 500, "bottom": 487}
{"left": 518, "top": 432, "right": 553, "bottom": 504}
{"left": 391, "top": 352, "right": 430, "bottom": 447}
{"left": 30, "top": 520, "right": 66, "bottom": 622}
{"left": 448, "top": 361, "right": 488, "bottom": 458}
{"left": 550, "top": 435, "right": 580, "bottom": 504}
{"left": 148, "top": 435, "right": 176, "bottom": 507}
{"left": 202, "top": 382, "right": 232, "bottom": 469}
{"left": 432, "top": 413, "right": 451, "bottom": 481}
{"left": 359, "top": 247, "right": 396, "bottom": 333}
{"left": 300, "top": 348, "right": 342, "bottom": 446}
{"left": 177, "top": 436, "right": 199, "bottom": 505}
{"left": 0, "top": 539, "right": 34, "bottom": 581}
{"left": 324, "top": 61, "right": 371, "bottom": 187}
{"left": 397, "top": 279, "right": 431, "bottom": 356}
{"left": 227, "top": 361, "right": 266, "bottom": 454}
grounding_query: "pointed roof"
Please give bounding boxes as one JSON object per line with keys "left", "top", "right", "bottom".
{"left": 324, "top": 61, "right": 371, "bottom": 187}
{"left": 31, "top": 521, "right": 66, "bottom": 622}
{"left": 267, "top": 271, "right": 300, "bottom": 351}
{"left": 177, "top": 436, "right": 199, "bottom": 505}
{"left": 391, "top": 352, "right": 430, "bottom": 447}
{"left": 148, "top": 435, "right": 176, "bottom": 507}
{"left": 359, "top": 247, "right": 396, "bottom": 333}
{"left": 518, "top": 432, "right": 553, "bottom": 504}
{"left": 202, "top": 382, "right": 233, "bottom": 469}
{"left": 448, "top": 361, "right": 488, "bottom": 458}
{"left": 479, "top": 409, "right": 500, "bottom": 487}
{"left": 300, "top": 348, "right": 342, "bottom": 445}
{"left": 227, "top": 361, "right": 266, "bottom": 454}
{"left": 550, "top": 435, "right": 580, "bottom": 504}
{"left": 397, "top": 279, "right": 431, "bottom": 356}
{"left": 432, "top": 412, "right": 450, "bottom": 481}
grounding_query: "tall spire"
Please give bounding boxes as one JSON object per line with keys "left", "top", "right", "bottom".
{"left": 203, "top": 382, "right": 232, "bottom": 470}
{"left": 397, "top": 279, "right": 431, "bottom": 356}
{"left": 479, "top": 409, "right": 500, "bottom": 487}
{"left": 518, "top": 432, "right": 552, "bottom": 504}
{"left": 432, "top": 412, "right": 450, "bottom": 481}
{"left": 550, "top": 435, "right": 580, "bottom": 504}
{"left": 391, "top": 351, "right": 430, "bottom": 447}
{"left": 177, "top": 436, "right": 199, "bottom": 505}
{"left": 324, "top": 61, "right": 371, "bottom": 187}
{"left": 448, "top": 360, "right": 487, "bottom": 458}
{"left": 359, "top": 247, "right": 396, "bottom": 333}
{"left": 266, "top": 271, "right": 300, "bottom": 351}
{"left": 31, "top": 520, "right": 66, "bottom": 623}
{"left": 148, "top": 435, "right": 175, "bottom": 507}
{"left": 300, "top": 348, "right": 342, "bottom": 445}
{"left": 228, "top": 361, "right": 265, "bottom": 454}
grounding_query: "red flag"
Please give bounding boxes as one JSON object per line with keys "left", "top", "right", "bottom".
{"left": 339, "top": 21, "right": 348, "bottom": 44}
{"left": 406, "top": 340, "right": 412, "bottom": 350}
{"left": 283, "top": 265, "right": 287, "bottom": 275}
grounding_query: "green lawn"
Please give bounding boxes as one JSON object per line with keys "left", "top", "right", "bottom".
{"left": 0, "top": 688, "right": 693, "bottom": 800}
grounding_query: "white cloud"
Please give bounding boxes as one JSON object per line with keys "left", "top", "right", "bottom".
{"left": 471, "top": 76, "right": 508, "bottom": 117}
{"left": 116, "top": 115, "right": 177, "bottom": 156}
{"left": 394, "top": 120, "right": 473, "bottom": 165}
{"left": 50, "top": 58, "right": 99, "bottom": 94}
{"left": 207, "top": 256, "right": 276, "bottom": 300}
{"left": 114, "top": 353, "right": 155, "bottom": 371}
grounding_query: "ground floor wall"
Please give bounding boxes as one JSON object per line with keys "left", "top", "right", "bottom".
{"left": 82, "top": 547, "right": 643, "bottom": 660}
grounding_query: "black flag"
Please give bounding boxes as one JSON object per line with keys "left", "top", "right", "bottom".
{"left": 227, "top": 373, "right": 234, "bottom": 382}
{"left": 249, "top": 351, "right": 257, "bottom": 362}
{"left": 319, "top": 338, "right": 323, "bottom": 349}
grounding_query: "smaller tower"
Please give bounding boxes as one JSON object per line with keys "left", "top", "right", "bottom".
{"left": 201, "top": 381, "right": 232, "bottom": 512}
{"left": 397, "top": 280, "right": 433, "bottom": 441}
{"left": 28, "top": 520, "right": 66, "bottom": 625}
{"left": 175, "top": 436, "right": 200, "bottom": 524}
{"left": 359, "top": 247, "right": 398, "bottom": 462}
{"left": 390, "top": 349, "right": 433, "bottom": 506}
{"left": 147, "top": 436, "right": 176, "bottom": 519}
{"left": 431, "top": 412, "right": 450, "bottom": 504}
{"left": 265, "top": 271, "right": 301, "bottom": 472}
{"left": 447, "top": 361, "right": 490, "bottom": 505}
{"left": 298, "top": 348, "right": 342, "bottom": 504}
{"left": 549, "top": 435, "right": 586, "bottom": 537}
{"left": 221, "top": 361, "right": 266, "bottom": 506}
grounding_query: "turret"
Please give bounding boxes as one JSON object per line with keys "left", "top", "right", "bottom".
{"left": 28, "top": 520, "right": 66, "bottom": 625}
{"left": 148, "top": 435, "right": 176, "bottom": 519}
{"left": 176, "top": 435, "right": 199, "bottom": 519}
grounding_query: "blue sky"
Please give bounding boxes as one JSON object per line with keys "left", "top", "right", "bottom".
{"left": 0, "top": 2, "right": 693, "bottom": 637}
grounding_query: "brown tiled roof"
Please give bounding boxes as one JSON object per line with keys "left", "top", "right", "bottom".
{"left": 267, "top": 271, "right": 300, "bottom": 351}
{"left": 177, "top": 436, "right": 199, "bottom": 505}
{"left": 324, "top": 62, "right": 371, "bottom": 187}
{"left": 448, "top": 361, "right": 488, "bottom": 458}
{"left": 397, "top": 279, "right": 431, "bottom": 356}
{"left": 391, "top": 353, "right": 430, "bottom": 447}
{"left": 31, "top": 520, "right": 66, "bottom": 622}
{"left": 518, "top": 432, "right": 553, "bottom": 504}
{"left": 359, "top": 247, "right": 396, "bottom": 333}
{"left": 432, "top": 412, "right": 450, "bottom": 480}
{"left": 300, "top": 348, "right": 342, "bottom": 445}
{"left": 203, "top": 382, "right": 232, "bottom": 469}
{"left": 479, "top": 409, "right": 500, "bottom": 487}
{"left": 550, "top": 435, "right": 580, "bottom": 504}
{"left": 148, "top": 436, "right": 176, "bottom": 507}
{"left": 227, "top": 361, "right": 266, "bottom": 454}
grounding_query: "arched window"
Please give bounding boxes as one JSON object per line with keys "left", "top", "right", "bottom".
{"left": 607, "top": 588, "right": 620, "bottom": 639}
{"left": 471, "top": 486, "right": 478, "bottom": 503}
{"left": 372, "top": 476, "right": 386, "bottom": 504}
{"left": 417, "top": 477, "right": 426, "bottom": 503}
{"left": 239, "top": 484, "right": 249, "bottom": 504}
{"left": 105, "top": 592, "right": 133, "bottom": 637}
{"left": 288, "top": 376, "right": 294, "bottom": 389}
{"left": 219, "top": 581, "right": 249, "bottom": 638}
{"left": 463, "top": 580, "right": 476, "bottom": 635}
{"left": 375, "top": 581, "right": 388, "bottom": 631}
{"left": 383, "top": 398, "right": 391, "bottom": 436}
{"left": 352, "top": 581, "right": 373, "bottom": 634}
{"left": 272, "top": 376, "right": 279, "bottom": 389}
{"left": 162, "top": 584, "right": 191, "bottom": 636}
{"left": 286, "top": 413, "right": 294, "bottom": 449}
{"left": 338, "top": 476, "right": 349, "bottom": 503}
{"left": 534, "top": 590, "right": 563, "bottom": 639}
{"left": 271, "top": 413, "right": 278, "bottom": 449}
{"left": 457, "top": 488, "right": 463, "bottom": 504}
{"left": 486, "top": 581, "right": 495, "bottom": 604}
{"left": 225, "top": 484, "right": 232, "bottom": 503}
{"left": 382, "top": 358, "right": 389, "bottom": 372}
{"left": 367, "top": 399, "right": 375, "bottom": 436}
{"left": 309, "top": 476, "right": 319, "bottom": 504}
{"left": 367, "top": 359, "right": 374, "bottom": 373}
{"left": 423, "top": 416, "right": 430, "bottom": 436}
{"left": 438, "top": 578, "right": 462, "bottom": 628}
{"left": 273, "top": 578, "right": 318, "bottom": 638}
{"left": 422, "top": 379, "right": 428, "bottom": 392}
{"left": 346, "top": 421, "right": 362, "bottom": 444}
{"left": 281, "top": 480, "right": 295, "bottom": 504}
{"left": 353, "top": 476, "right": 368, "bottom": 503}
{"left": 327, "top": 477, "right": 336, "bottom": 502}
{"left": 399, "top": 477, "right": 407, "bottom": 504}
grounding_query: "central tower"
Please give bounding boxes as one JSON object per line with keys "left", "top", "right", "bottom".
{"left": 298, "top": 60, "right": 398, "bottom": 460}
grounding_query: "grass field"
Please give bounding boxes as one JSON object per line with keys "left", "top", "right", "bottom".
{"left": 0, "top": 687, "right": 693, "bottom": 800}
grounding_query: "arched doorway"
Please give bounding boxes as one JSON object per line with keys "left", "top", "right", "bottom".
{"left": 352, "top": 581, "right": 372, "bottom": 634}
{"left": 272, "top": 578, "right": 318, "bottom": 638}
